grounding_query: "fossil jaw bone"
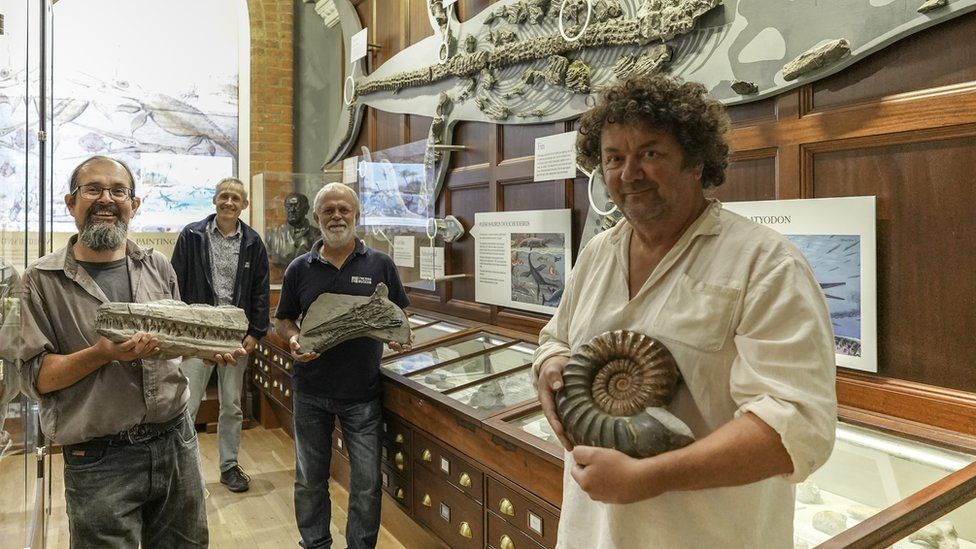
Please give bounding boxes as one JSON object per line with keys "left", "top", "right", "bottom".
{"left": 96, "top": 299, "right": 248, "bottom": 361}
{"left": 300, "top": 283, "right": 410, "bottom": 354}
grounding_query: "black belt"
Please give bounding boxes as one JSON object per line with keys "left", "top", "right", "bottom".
{"left": 72, "top": 413, "right": 187, "bottom": 448}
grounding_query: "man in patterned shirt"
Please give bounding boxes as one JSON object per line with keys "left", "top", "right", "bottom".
{"left": 172, "top": 177, "right": 270, "bottom": 492}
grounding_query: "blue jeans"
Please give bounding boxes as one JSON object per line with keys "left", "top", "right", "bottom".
{"left": 61, "top": 413, "right": 208, "bottom": 548}
{"left": 293, "top": 393, "right": 382, "bottom": 549}
{"left": 182, "top": 355, "right": 248, "bottom": 472}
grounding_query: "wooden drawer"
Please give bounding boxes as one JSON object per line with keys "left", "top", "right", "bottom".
{"left": 487, "top": 476, "right": 558, "bottom": 548}
{"left": 381, "top": 463, "right": 411, "bottom": 513}
{"left": 382, "top": 416, "right": 411, "bottom": 453}
{"left": 381, "top": 438, "right": 411, "bottom": 478}
{"left": 413, "top": 464, "right": 482, "bottom": 549}
{"left": 413, "top": 431, "right": 484, "bottom": 504}
{"left": 487, "top": 511, "right": 545, "bottom": 549}
{"left": 332, "top": 427, "right": 349, "bottom": 458}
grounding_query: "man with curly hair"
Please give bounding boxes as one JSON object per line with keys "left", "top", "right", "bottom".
{"left": 533, "top": 75, "right": 836, "bottom": 548}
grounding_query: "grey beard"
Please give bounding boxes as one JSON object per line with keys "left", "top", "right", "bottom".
{"left": 80, "top": 219, "right": 128, "bottom": 251}
{"left": 322, "top": 226, "right": 355, "bottom": 247}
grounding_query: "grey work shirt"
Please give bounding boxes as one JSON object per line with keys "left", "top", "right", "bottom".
{"left": 207, "top": 217, "right": 242, "bottom": 306}
{"left": 18, "top": 236, "right": 189, "bottom": 445}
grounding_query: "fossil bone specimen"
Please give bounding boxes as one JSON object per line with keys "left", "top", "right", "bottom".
{"left": 812, "top": 510, "right": 848, "bottom": 536}
{"left": 782, "top": 38, "right": 851, "bottom": 81}
{"left": 300, "top": 283, "right": 410, "bottom": 354}
{"left": 909, "top": 521, "right": 960, "bottom": 549}
{"left": 796, "top": 480, "right": 823, "bottom": 504}
{"left": 565, "top": 59, "right": 592, "bottom": 93}
{"left": 613, "top": 45, "right": 671, "bottom": 80}
{"left": 918, "top": 0, "right": 949, "bottom": 12}
{"left": 731, "top": 79, "right": 758, "bottom": 95}
{"left": 555, "top": 330, "right": 694, "bottom": 458}
{"left": 95, "top": 300, "right": 247, "bottom": 361}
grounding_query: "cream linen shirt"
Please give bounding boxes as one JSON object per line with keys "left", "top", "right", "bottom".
{"left": 534, "top": 200, "right": 836, "bottom": 549}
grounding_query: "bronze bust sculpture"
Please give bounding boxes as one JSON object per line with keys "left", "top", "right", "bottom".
{"left": 266, "top": 192, "right": 317, "bottom": 268}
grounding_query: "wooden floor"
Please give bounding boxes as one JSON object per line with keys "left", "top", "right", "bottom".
{"left": 0, "top": 426, "right": 407, "bottom": 549}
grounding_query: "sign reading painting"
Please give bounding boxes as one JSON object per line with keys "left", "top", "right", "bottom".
{"left": 724, "top": 196, "right": 877, "bottom": 373}
{"left": 471, "top": 209, "right": 572, "bottom": 315}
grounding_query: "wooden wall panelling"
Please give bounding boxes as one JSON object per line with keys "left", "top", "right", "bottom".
{"left": 707, "top": 148, "right": 777, "bottom": 203}
{"left": 443, "top": 184, "right": 490, "bottom": 303}
{"left": 809, "top": 133, "right": 976, "bottom": 392}
{"left": 812, "top": 13, "right": 976, "bottom": 111}
{"left": 458, "top": 0, "right": 494, "bottom": 21}
{"left": 499, "top": 179, "right": 561, "bottom": 212}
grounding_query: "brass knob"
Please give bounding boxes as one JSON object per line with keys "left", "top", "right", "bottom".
{"left": 421, "top": 449, "right": 432, "bottom": 462}
{"left": 394, "top": 452, "right": 405, "bottom": 471}
{"left": 500, "top": 534, "right": 515, "bottom": 549}
{"left": 263, "top": 364, "right": 269, "bottom": 372}
{"left": 395, "top": 433, "right": 404, "bottom": 444}
{"left": 421, "top": 494, "right": 432, "bottom": 507}
{"left": 499, "top": 498, "right": 515, "bottom": 516}
{"left": 395, "top": 488, "right": 405, "bottom": 500}
{"left": 458, "top": 472, "right": 472, "bottom": 488}
{"left": 285, "top": 361, "right": 292, "bottom": 370}
{"left": 458, "top": 522, "right": 472, "bottom": 539}
{"left": 263, "top": 381, "right": 269, "bottom": 389}
{"left": 284, "top": 389, "right": 291, "bottom": 397}
{"left": 272, "top": 380, "right": 278, "bottom": 389}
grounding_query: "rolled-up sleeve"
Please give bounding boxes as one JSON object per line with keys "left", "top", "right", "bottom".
{"left": 17, "top": 272, "right": 56, "bottom": 401}
{"left": 730, "top": 254, "right": 837, "bottom": 483}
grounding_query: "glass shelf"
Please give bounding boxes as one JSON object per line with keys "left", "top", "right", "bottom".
{"left": 506, "top": 408, "right": 559, "bottom": 446}
{"left": 448, "top": 367, "right": 538, "bottom": 412}
{"left": 382, "top": 331, "right": 512, "bottom": 376}
{"left": 410, "top": 321, "right": 467, "bottom": 346}
{"left": 409, "top": 343, "right": 535, "bottom": 392}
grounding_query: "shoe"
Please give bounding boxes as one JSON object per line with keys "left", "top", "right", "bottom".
{"left": 220, "top": 464, "right": 251, "bottom": 493}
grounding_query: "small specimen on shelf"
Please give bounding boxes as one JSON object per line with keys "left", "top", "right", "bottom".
{"left": 782, "top": 39, "right": 851, "bottom": 81}
{"left": 796, "top": 480, "right": 823, "bottom": 504}
{"left": 812, "top": 510, "right": 848, "bottom": 536}
{"left": 909, "top": 520, "right": 960, "bottom": 549}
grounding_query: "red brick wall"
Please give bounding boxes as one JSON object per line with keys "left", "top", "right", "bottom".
{"left": 249, "top": 0, "right": 294, "bottom": 231}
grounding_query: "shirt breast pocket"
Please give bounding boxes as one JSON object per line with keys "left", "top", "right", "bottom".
{"left": 652, "top": 273, "right": 740, "bottom": 353}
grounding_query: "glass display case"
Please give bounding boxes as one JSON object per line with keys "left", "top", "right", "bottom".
{"left": 506, "top": 408, "right": 559, "bottom": 446}
{"left": 382, "top": 330, "right": 509, "bottom": 375}
{"left": 410, "top": 343, "right": 534, "bottom": 393}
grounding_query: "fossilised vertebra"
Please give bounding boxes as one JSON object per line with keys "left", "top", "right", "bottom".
{"left": 96, "top": 300, "right": 248, "bottom": 361}
{"left": 555, "top": 330, "right": 694, "bottom": 458}
{"left": 782, "top": 38, "right": 851, "bottom": 81}
{"left": 300, "top": 283, "right": 410, "bottom": 354}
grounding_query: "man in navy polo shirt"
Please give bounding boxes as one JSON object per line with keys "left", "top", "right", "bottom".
{"left": 274, "top": 183, "right": 410, "bottom": 549}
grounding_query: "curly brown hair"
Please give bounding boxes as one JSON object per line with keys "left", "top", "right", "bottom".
{"left": 577, "top": 75, "right": 730, "bottom": 189}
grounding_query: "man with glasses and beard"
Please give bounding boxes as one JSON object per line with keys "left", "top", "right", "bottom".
{"left": 18, "top": 156, "right": 215, "bottom": 548}
{"left": 274, "top": 183, "right": 411, "bottom": 549}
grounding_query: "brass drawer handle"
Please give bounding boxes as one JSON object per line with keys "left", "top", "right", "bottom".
{"left": 421, "top": 449, "right": 432, "bottom": 462}
{"left": 499, "top": 498, "right": 515, "bottom": 516}
{"left": 458, "top": 472, "right": 472, "bottom": 488}
{"left": 395, "top": 488, "right": 405, "bottom": 500}
{"left": 284, "top": 389, "right": 291, "bottom": 397}
{"left": 394, "top": 451, "right": 405, "bottom": 471}
{"left": 458, "top": 521, "right": 472, "bottom": 539}
{"left": 263, "top": 381, "right": 269, "bottom": 389}
{"left": 395, "top": 433, "right": 404, "bottom": 444}
{"left": 422, "top": 494, "right": 432, "bottom": 507}
{"left": 500, "top": 534, "right": 515, "bottom": 549}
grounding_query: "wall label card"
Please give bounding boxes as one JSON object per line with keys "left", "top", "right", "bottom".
{"left": 724, "top": 196, "right": 877, "bottom": 372}
{"left": 350, "top": 27, "right": 368, "bottom": 62}
{"left": 533, "top": 131, "right": 578, "bottom": 182}
{"left": 471, "top": 209, "right": 572, "bottom": 315}
{"left": 393, "top": 235, "right": 415, "bottom": 268}
{"left": 420, "top": 246, "right": 445, "bottom": 280}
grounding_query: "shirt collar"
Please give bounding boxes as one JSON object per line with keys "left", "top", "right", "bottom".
{"left": 208, "top": 216, "right": 241, "bottom": 238}
{"left": 38, "top": 234, "right": 147, "bottom": 275}
{"left": 305, "top": 237, "right": 367, "bottom": 264}
{"left": 608, "top": 198, "right": 724, "bottom": 247}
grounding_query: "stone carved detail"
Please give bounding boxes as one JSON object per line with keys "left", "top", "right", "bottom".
{"left": 300, "top": 283, "right": 410, "bottom": 354}
{"left": 555, "top": 330, "right": 695, "bottom": 458}
{"left": 95, "top": 300, "right": 248, "bottom": 361}
{"left": 613, "top": 44, "right": 671, "bottom": 80}
{"left": 565, "top": 59, "right": 592, "bottom": 93}
{"left": 731, "top": 79, "right": 758, "bottom": 95}
{"left": 782, "top": 38, "right": 851, "bottom": 81}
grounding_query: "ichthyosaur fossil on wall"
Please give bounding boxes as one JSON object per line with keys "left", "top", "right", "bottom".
{"left": 325, "top": 0, "right": 976, "bottom": 201}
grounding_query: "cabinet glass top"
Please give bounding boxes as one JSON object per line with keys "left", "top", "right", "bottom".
{"left": 507, "top": 409, "right": 558, "bottom": 446}
{"left": 381, "top": 331, "right": 513, "bottom": 376}
{"left": 408, "top": 342, "right": 536, "bottom": 392}
{"left": 448, "top": 367, "right": 537, "bottom": 412}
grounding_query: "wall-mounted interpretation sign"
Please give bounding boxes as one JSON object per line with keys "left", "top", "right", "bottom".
{"left": 350, "top": 27, "right": 368, "bottom": 62}
{"left": 724, "top": 196, "right": 877, "bottom": 373}
{"left": 533, "top": 131, "right": 577, "bottom": 182}
{"left": 471, "top": 209, "right": 572, "bottom": 315}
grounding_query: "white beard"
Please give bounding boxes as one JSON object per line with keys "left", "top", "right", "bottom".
{"left": 322, "top": 224, "right": 355, "bottom": 247}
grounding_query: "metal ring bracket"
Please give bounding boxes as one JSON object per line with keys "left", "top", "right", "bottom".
{"left": 558, "top": 0, "right": 592, "bottom": 43}
{"left": 343, "top": 75, "right": 356, "bottom": 106}
{"left": 586, "top": 166, "right": 618, "bottom": 216}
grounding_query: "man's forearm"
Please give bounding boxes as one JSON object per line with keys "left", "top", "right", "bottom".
{"left": 273, "top": 318, "right": 300, "bottom": 343}
{"left": 638, "top": 412, "right": 793, "bottom": 497}
{"left": 36, "top": 346, "right": 113, "bottom": 394}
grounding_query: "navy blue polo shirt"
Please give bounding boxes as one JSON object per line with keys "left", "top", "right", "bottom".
{"left": 275, "top": 238, "right": 410, "bottom": 400}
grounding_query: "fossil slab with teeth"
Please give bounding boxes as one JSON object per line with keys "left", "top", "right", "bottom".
{"left": 96, "top": 300, "right": 247, "bottom": 360}
{"left": 300, "top": 283, "right": 410, "bottom": 355}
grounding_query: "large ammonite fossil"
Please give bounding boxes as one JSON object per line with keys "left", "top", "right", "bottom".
{"left": 555, "top": 330, "right": 694, "bottom": 458}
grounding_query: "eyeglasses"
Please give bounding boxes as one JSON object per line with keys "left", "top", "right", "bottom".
{"left": 73, "top": 184, "right": 134, "bottom": 202}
